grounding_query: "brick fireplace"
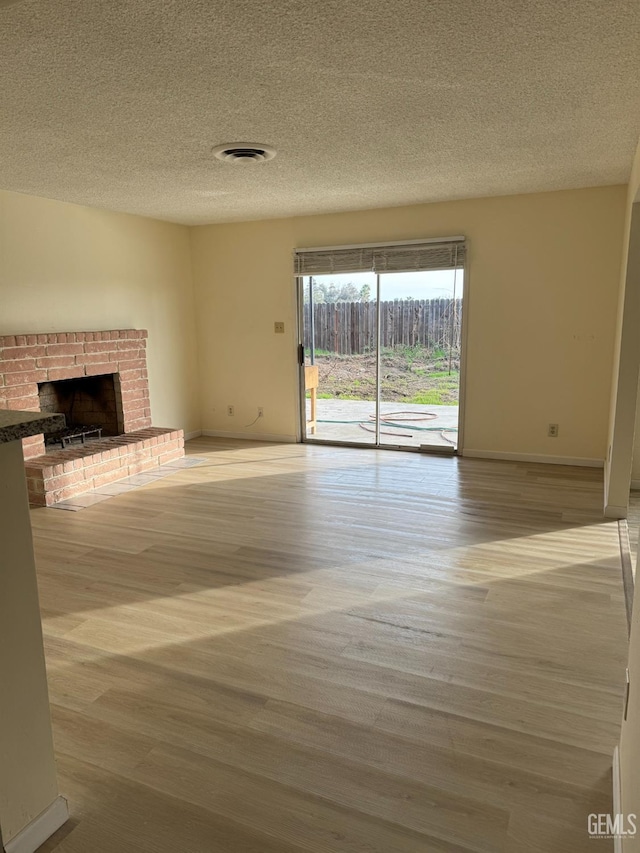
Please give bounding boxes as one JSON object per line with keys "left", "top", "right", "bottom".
{"left": 0, "top": 330, "right": 184, "bottom": 506}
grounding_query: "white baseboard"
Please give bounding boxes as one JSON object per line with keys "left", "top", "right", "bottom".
{"left": 613, "top": 745, "right": 622, "bottom": 853}
{"left": 631, "top": 479, "right": 640, "bottom": 491}
{"left": 184, "top": 430, "right": 203, "bottom": 441}
{"left": 5, "top": 796, "right": 69, "bottom": 853}
{"left": 605, "top": 504, "right": 628, "bottom": 519}
{"left": 462, "top": 449, "right": 604, "bottom": 468}
{"left": 202, "top": 429, "right": 297, "bottom": 443}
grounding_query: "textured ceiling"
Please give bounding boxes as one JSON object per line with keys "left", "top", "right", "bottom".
{"left": 0, "top": 0, "right": 639, "bottom": 224}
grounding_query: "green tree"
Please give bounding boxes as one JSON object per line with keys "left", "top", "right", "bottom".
{"left": 305, "top": 280, "right": 370, "bottom": 303}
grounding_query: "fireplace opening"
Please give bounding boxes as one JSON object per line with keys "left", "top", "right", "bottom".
{"left": 38, "top": 374, "right": 124, "bottom": 448}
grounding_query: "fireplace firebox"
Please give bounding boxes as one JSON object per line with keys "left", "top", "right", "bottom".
{"left": 38, "top": 374, "right": 124, "bottom": 447}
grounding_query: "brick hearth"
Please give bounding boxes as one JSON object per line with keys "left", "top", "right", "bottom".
{"left": 0, "top": 329, "right": 185, "bottom": 506}
{"left": 25, "top": 428, "right": 184, "bottom": 507}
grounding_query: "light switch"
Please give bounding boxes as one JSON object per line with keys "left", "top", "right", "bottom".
{"left": 274, "top": 322, "right": 285, "bottom": 334}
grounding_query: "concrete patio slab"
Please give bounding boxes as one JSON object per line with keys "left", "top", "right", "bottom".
{"left": 305, "top": 398, "right": 458, "bottom": 448}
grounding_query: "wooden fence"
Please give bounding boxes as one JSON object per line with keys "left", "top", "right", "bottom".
{"left": 303, "top": 299, "right": 462, "bottom": 355}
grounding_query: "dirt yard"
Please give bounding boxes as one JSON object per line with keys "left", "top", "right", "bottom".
{"left": 309, "top": 348, "right": 460, "bottom": 405}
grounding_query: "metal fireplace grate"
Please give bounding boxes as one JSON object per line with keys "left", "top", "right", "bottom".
{"left": 44, "top": 425, "right": 103, "bottom": 449}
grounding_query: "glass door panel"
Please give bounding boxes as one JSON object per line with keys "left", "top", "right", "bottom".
{"left": 377, "top": 270, "right": 463, "bottom": 449}
{"left": 301, "top": 272, "right": 378, "bottom": 445}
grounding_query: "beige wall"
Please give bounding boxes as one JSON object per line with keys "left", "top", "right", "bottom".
{"left": 0, "top": 439, "right": 61, "bottom": 845}
{"left": 191, "top": 186, "right": 625, "bottom": 459}
{"left": 622, "top": 594, "right": 640, "bottom": 853}
{"left": 0, "top": 190, "right": 201, "bottom": 434}
{"left": 627, "top": 141, "right": 640, "bottom": 488}
{"left": 632, "top": 374, "right": 640, "bottom": 484}
{"left": 606, "top": 140, "right": 640, "bottom": 511}
{"left": 614, "top": 139, "right": 640, "bottom": 852}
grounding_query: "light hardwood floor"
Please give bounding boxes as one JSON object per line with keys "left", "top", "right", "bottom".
{"left": 31, "top": 438, "right": 628, "bottom": 852}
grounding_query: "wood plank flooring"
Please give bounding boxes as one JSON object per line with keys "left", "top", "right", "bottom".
{"left": 31, "top": 438, "right": 628, "bottom": 852}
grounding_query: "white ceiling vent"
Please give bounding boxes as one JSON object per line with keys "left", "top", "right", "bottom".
{"left": 212, "top": 143, "right": 276, "bottom": 164}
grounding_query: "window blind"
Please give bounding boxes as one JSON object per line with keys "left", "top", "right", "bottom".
{"left": 294, "top": 238, "right": 465, "bottom": 276}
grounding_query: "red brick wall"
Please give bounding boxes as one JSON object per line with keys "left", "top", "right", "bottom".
{"left": 0, "top": 330, "right": 152, "bottom": 459}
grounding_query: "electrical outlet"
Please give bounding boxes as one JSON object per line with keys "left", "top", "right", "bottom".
{"left": 227, "top": 405, "right": 234, "bottom": 416}
{"left": 548, "top": 423, "right": 559, "bottom": 438}
{"left": 257, "top": 407, "right": 264, "bottom": 418}
{"left": 274, "top": 322, "right": 285, "bottom": 334}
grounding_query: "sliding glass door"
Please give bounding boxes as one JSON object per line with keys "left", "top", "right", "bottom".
{"left": 297, "top": 239, "right": 466, "bottom": 453}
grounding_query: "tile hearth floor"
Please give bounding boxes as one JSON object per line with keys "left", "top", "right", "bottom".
{"left": 49, "top": 456, "right": 206, "bottom": 511}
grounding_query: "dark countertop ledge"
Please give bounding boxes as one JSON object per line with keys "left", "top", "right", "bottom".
{"left": 0, "top": 411, "right": 65, "bottom": 445}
